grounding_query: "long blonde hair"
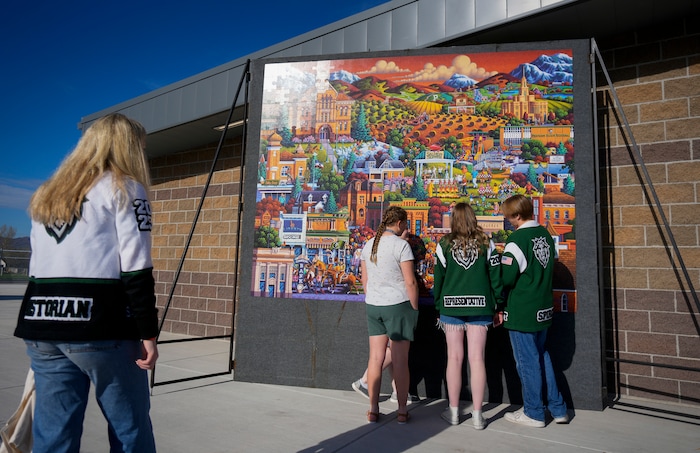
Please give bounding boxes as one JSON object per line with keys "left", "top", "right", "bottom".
{"left": 29, "top": 113, "right": 150, "bottom": 225}
{"left": 445, "top": 202, "right": 488, "bottom": 253}
{"left": 369, "top": 206, "right": 407, "bottom": 264}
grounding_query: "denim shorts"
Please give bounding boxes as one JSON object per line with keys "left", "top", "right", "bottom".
{"left": 366, "top": 301, "right": 419, "bottom": 341}
{"left": 438, "top": 313, "right": 492, "bottom": 331}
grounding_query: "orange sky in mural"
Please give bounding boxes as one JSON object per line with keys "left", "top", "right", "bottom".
{"left": 333, "top": 48, "right": 572, "bottom": 83}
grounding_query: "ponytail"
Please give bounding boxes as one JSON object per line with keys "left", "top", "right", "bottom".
{"left": 370, "top": 206, "right": 407, "bottom": 264}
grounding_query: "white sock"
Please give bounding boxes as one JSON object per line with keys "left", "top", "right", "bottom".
{"left": 449, "top": 406, "right": 459, "bottom": 417}
{"left": 472, "top": 409, "right": 482, "bottom": 417}
{"left": 360, "top": 379, "right": 368, "bottom": 389}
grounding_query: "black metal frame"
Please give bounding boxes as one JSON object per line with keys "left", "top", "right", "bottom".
{"left": 149, "top": 60, "right": 252, "bottom": 389}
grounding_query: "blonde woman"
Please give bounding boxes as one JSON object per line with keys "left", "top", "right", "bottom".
{"left": 433, "top": 202, "right": 501, "bottom": 429}
{"left": 360, "top": 206, "right": 419, "bottom": 424}
{"left": 14, "top": 113, "right": 159, "bottom": 452}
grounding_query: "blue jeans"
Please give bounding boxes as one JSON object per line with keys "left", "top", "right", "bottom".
{"left": 508, "top": 329, "right": 567, "bottom": 421}
{"left": 25, "top": 340, "right": 156, "bottom": 453}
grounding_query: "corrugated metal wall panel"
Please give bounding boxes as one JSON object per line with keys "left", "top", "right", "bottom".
{"left": 301, "top": 38, "right": 324, "bottom": 56}
{"left": 194, "top": 78, "right": 213, "bottom": 118}
{"left": 139, "top": 101, "right": 155, "bottom": 129}
{"left": 508, "top": 0, "right": 544, "bottom": 17}
{"left": 269, "top": 46, "right": 304, "bottom": 59}
{"left": 446, "top": 0, "right": 476, "bottom": 36}
{"left": 542, "top": 0, "right": 567, "bottom": 6}
{"left": 151, "top": 96, "right": 169, "bottom": 130}
{"left": 209, "top": 71, "right": 232, "bottom": 113}
{"left": 165, "top": 89, "right": 182, "bottom": 126}
{"left": 391, "top": 2, "right": 419, "bottom": 49}
{"left": 417, "top": 0, "right": 447, "bottom": 47}
{"left": 366, "top": 13, "right": 393, "bottom": 52}
{"left": 180, "top": 83, "right": 198, "bottom": 121}
{"left": 322, "top": 30, "right": 345, "bottom": 55}
{"left": 343, "top": 21, "right": 369, "bottom": 53}
{"left": 475, "top": 0, "right": 507, "bottom": 27}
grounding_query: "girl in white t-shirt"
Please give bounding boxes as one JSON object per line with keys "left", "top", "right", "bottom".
{"left": 360, "top": 206, "right": 419, "bottom": 424}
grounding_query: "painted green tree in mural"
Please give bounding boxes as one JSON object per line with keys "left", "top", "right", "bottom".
{"left": 384, "top": 191, "right": 404, "bottom": 202}
{"left": 258, "top": 158, "right": 267, "bottom": 182}
{"left": 402, "top": 140, "right": 427, "bottom": 170}
{"left": 307, "top": 154, "right": 321, "bottom": 184}
{"left": 351, "top": 104, "right": 372, "bottom": 142}
{"left": 491, "top": 229, "right": 513, "bottom": 243}
{"left": 409, "top": 174, "right": 428, "bottom": 201}
{"left": 343, "top": 152, "right": 357, "bottom": 181}
{"left": 387, "top": 127, "right": 405, "bottom": 149}
{"left": 527, "top": 163, "right": 539, "bottom": 186}
{"left": 563, "top": 175, "right": 575, "bottom": 196}
{"left": 557, "top": 141, "right": 567, "bottom": 155}
{"left": 292, "top": 177, "right": 303, "bottom": 199}
{"left": 277, "top": 127, "right": 294, "bottom": 148}
{"left": 318, "top": 172, "right": 345, "bottom": 200}
{"left": 325, "top": 192, "right": 338, "bottom": 214}
{"left": 255, "top": 226, "right": 281, "bottom": 248}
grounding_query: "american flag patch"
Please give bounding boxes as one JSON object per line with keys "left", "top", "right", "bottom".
{"left": 501, "top": 256, "right": 513, "bottom": 265}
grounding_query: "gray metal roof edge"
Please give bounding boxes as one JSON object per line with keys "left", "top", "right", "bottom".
{"left": 418, "top": 0, "right": 581, "bottom": 50}
{"left": 77, "top": 0, "right": 415, "bottom": 130}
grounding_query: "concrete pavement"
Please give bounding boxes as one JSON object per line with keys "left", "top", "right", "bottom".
{"left": 1, "top": 282, "right": 699, "bottom": 452}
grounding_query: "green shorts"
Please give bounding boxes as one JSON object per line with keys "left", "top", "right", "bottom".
{"left": 366, "top": 301, "right": 419, "bottom": 341}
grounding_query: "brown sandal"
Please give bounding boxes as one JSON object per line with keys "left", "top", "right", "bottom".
{"left": 397, "top": 412, "right": 410, "bottom": 424}
{"left": 367, "top": 410, "right": 379, "bottom": 423}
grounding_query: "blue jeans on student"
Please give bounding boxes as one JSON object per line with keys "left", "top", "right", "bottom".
{"left": 25, "top": 339, "right": 156, "bottom": 453}
{"left": 508, "top": 329, "right": 568, "bottom": 422}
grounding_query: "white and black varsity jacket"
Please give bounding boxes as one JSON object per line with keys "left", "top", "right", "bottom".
{"left": 14, "top": 172, "right": 158, "bottom": 341}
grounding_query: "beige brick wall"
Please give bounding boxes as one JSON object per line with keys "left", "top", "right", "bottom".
{"left": 598, "top": 18, "right": 700, "bottom": 405}
{"left": 148, "top": 140, "right": 243, "bottom": 337}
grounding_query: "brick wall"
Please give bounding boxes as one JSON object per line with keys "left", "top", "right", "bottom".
{"left": 597, "top": 17, "right": 700, "bottom": 405}
{"left": 148, "top": 140, "right": 243, "bottom": 337}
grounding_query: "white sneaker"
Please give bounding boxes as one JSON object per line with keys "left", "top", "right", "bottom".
{"left": 351, "top": 379, "right": 369, "bottom": 399}
{"left": 472, "top": 411, "right": 486, "bottom": 430}
{"left": 441, "top": 407, "right": 460, "bottom": 425}
{"left": 504, "top": 409, "right": 545, "bottom": 428}
{"left": 390, "top": 392, "right": 419, "bottom": 404}
{"left": 553, "top": 413, "right": 570, "bottom": 424}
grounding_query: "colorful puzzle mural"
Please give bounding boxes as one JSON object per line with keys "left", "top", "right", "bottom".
{"left": 249, "top": 49, "right": 577, "bottom": 312}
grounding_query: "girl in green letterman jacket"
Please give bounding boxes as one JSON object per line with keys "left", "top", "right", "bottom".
{"left": 432, "top": 202, "right": 502, "bottom": 429}
{"left": 433, "top": 232, "right": 501, "bottom": 319}
{"left": 499, "top": 199, "right": 556, "bottom": 332}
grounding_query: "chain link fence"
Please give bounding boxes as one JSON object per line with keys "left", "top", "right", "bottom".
{"left": 0, "top": 248, "right": 30, "bottom": 280}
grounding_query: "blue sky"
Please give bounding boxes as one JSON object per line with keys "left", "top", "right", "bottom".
{"left": 0, "top": 0, "right": 388, "bottom": 238}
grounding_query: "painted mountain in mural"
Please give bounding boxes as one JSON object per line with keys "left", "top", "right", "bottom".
{"left": 476, "top": 73, "right": 519, "bottom": 89}
{"left": 511, "top": 53, "right": 574, "bottom": 84}
{"left": 354, "top": 75, "right": 399, "bottom": 92}
{"left": 442, "top": 73, "right": 478, "bottom": 90}
{"left": 326, "top": 51, "right": 574, "bottom": 101}
{"left": 385, "top": 82, "right": 438, "bottom": 95}
{"left": 329, "top": 70, "right": 361, "bottom": 84}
